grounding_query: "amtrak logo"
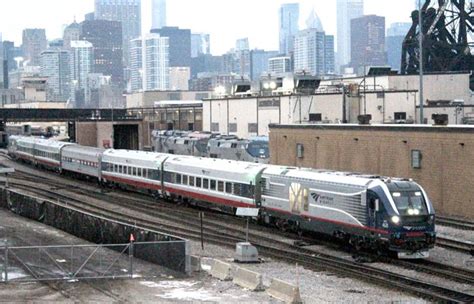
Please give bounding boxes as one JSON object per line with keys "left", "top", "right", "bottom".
{"left": 311, "top": 193, "right": 320, "bottom": 203}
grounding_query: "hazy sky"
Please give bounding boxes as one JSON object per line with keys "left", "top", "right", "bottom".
{"left": 0, "top": 0, "right": 416, "bottom": 55}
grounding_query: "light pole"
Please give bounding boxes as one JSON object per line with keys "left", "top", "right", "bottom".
{"left": 418, "top": 0, "right": 424, "bottom": 124}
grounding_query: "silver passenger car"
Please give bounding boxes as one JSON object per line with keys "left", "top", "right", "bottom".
{"left": 61, "top": 145, "right": 104, "bottom": 178}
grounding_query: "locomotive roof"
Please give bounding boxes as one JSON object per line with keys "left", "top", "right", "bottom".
{"left": 263, "top": 166, "right": 395, "bottom": 188}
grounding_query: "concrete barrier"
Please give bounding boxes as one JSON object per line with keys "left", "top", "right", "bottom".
{"left": 267, "top": 278, "right": 303, "bottom": 304}
{"left": 190, "top": 255, "right": 201, "bottom": 272}
{"left": 232, "top": 266, "right": 264, "bottom": 291}
{"left": 210, "top": 260, "right": 232, "bottom": 281}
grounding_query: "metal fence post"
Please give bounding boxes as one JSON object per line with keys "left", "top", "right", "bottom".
{"left": 4, "top": 246, "right": 8, "bottom": 283}
{"left": 129, "top": 242, "right": 134, "bottom": 279}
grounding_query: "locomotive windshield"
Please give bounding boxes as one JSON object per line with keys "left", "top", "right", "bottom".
{"left": 391, "top": 191, "right": 428, "bottom": 216}
{"left": 247, "top": 142, "right": 269, "bottom": 158}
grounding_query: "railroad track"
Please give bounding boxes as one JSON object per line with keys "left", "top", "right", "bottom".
{"left": 437, "top": 216, "right": 474, "bottom": 230}
{"left": 437, "top": 236, "right": 474, "bottom": 254}
{"left": 4, "top": 176, "right": 474, "bottom": 303}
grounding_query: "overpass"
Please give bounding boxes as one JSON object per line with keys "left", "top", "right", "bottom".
{"left": 0, "top": 108, "right": 133, "bottom": 122}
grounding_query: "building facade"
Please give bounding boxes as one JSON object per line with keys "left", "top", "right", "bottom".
{"left": 80, "top": 19, "right": 123, "bottom": 85}
{"left": 386, "top": 22, "right": 411, "bottom": 72}
{"left": 40, "top": 48, "right": 71, "bottom": 102}
{"left": 250, "top": 50, "right": 280, "bottom": 81}
{"left": 336, "top": 0, "right": 364, "bottom": 71}
{"left": 191, "top": 33, "right": 210, "bottom": 58}
{"left": 268, "top": 56, "right": 292, "bottom": 75}
{"left": 151, "top": 27, "right": 191, "bottom": 68}
{"left": 294, "top": 28, "right": 335, "bottom": 75}
{"left": 22, "top": 28, "right": 47, "bottom": 66}
{"left": 169, "top": 67, "right": 190, "bottom": 91}
{"left": 279, "top": 3, "right": 300, "bottom": 55}
{"left": 70, "top": 40, "right": 94, "bottom": 108}
{"left": 269, "top": 124, "right": 474, "bottom": 219}
{"left": 3, "top": 41, "right": 23, "bottom": 72}
{"left": 63, "top": 21, "right": 81, "bottom": 50}
{"left": 152, "top": 0, "right": 167, "bottom": 30}
{"left": 94, "top": 0, "right": 141, "bottom": 69}
{"left": 130, "top": 34, "right": 169, "bottom": 92}
{"left": 351, "top": 15, "right": 386, "bottom": 75}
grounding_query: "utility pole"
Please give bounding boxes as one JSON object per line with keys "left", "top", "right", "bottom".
{"left": 418, "top": 0, "right": 424, "bottom": 124}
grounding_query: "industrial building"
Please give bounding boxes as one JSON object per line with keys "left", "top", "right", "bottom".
{"left": 203, "top": 72, "right": 472, "bottom": 138}
{"left": 268, "top": 123, "right": 474, "bottom": 219}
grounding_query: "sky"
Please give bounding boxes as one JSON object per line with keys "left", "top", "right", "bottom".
{"left": 0, "top": 0, "right": 416, "bottom": 55}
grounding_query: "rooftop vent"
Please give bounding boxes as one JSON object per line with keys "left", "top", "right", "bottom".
{"left": 358, "top": 114, "right": 372, "bottom": 125}
{"left": 432, "top": 113, "right": 449, "bottom": 126}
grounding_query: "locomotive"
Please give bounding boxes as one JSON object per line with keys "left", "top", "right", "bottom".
{"left": 8, "top": 135, "right": 436, "bottom": 259}
{"left": 151, "top": 130, "right": 270, "bottom": 164}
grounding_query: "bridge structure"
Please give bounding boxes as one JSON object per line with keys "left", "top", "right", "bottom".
{"left": 0, "top": 108, "right": 132, "bottom": 123}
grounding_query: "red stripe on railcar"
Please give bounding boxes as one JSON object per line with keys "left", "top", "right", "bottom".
{"left": 102, "top": 173, "right": 162, "bottom": 190}
{"left": 265, "top": 206, "right": 390, "bottom": 235}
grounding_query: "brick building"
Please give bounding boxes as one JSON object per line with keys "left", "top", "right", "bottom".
{"left": 269, "top": 124, "right": 474, "bottom": 219}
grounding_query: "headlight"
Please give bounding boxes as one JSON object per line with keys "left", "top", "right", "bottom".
{"left": 391, "top": 216, "right": 400, "bottom": 224}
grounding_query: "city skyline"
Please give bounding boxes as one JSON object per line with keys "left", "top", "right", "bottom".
{"left": 0, "top": 0, "right": 415, "bottom": 55}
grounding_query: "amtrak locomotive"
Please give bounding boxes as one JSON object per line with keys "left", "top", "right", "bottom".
{"left": 8, "top": 136, "right": 436, "bottom": 259}
{"left": 151, "top": 130, "right": 270, "bottom": 164}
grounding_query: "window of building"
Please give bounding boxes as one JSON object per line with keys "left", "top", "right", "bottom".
{"left": 203, "top": 178, "right": 209, "bottom": 189}
{"left": 182, "top": 175, "right": 188, "bottom": 185}
{"left": 211, "top": 123, "right": 219, "bottom": 132}
{"left": 196, "top": 177, "right": 202, "bottom": 188}
{"left": 229, "top": 123, "right": 237, "bottom": 133}
{"left": 248, "top": 123, "right": 258, "bottom": 133}
{"left": 210, "top": 180, "right": 216, "bottom": 191}
{"left": 218, "top": 181, "right": 224, "bottom": 192}
{"left": 309, "top": 113, "right": 322, "bottom": 122}
{"left": 189, "top": 176, "right": 195, "bottom": 186}
{"left": 297, "top": 144, "right": 304, "bottom": 158}
{"left": 394, "top": 112, "right": 407, "bottom": 121}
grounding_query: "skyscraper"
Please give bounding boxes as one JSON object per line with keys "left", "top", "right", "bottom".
{"left": 94, "top": 0, "right": 141, "bottom": 68}
{"left": 3, "top": 41, "right": 23, "bottom": 72}
{"left": 386, "top": 22, "right": 411, "bottom": 72}
{"left": 294, "top": 11, "right": 335, "bottom": 76}
{"left": 351, "top": 15, "right": 386, "bottom": 75}
{"left": 336, "top": 0, "right": 364, "bottom": 71}
{"left": 279, "top": 3, "right": 300, "bottom": 55}
{"left": 130, "top": 34, "right": 169, "bottom": 92}
{"left": 191, "top": 33, "right": 210, "bottom": 58}
{"left": 80, "top": 20, "right": 123, "bottom": 84}
{"left": 250, "top": 49, "right": 279, "bottom": 81}
{"left": 22, "top": 28, "right": 48, "bottom": 66}
{"left": 152, "top": 0, "right": 167, "bottom": 30}
{"left": 40, "top": 48, "right": 71, "bottom": 101}
{"left": 236, "top": 38, "right": 250, "bottom": 51}
{"left": 63, "top": 21, "right": 81, "bottom": 50}
{"left": 151, "top": 27, "right": 191, "bottom": 68}
{"left": 70, "top": 40, "right": 94, "bottom": 108}
{"left": 0, "top": 33, "right": 3, "bottom": 88}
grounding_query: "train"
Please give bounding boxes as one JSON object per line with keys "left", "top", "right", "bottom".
{"left": 151, "top": 130, "right": 270, "bottom": 164}
{"left": 8, "top": 135, "right": 436, "bottom": 259}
